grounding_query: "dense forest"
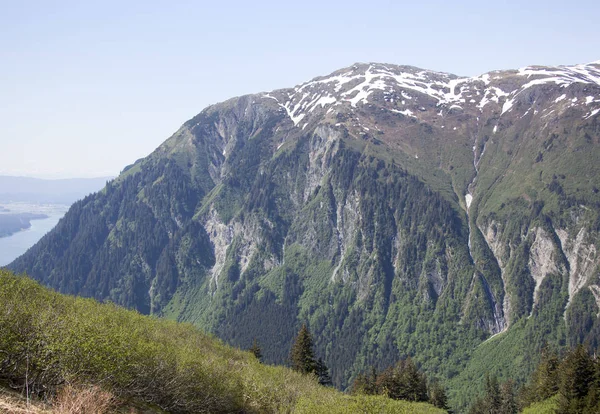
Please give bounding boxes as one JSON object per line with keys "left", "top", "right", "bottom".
{"left": 466, "top": 345, "right": 600, "bottom": 414}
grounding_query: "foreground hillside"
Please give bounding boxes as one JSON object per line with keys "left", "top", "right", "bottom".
{"left": 9, "top": 60, "right": 600, "bottom": 409}
{"left": 0, "top": 270, "right": 444, "bottom": 414}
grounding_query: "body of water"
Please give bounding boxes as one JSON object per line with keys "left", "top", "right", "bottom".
{"left": 0, "top": 203, "right": 68, "bottom": 266}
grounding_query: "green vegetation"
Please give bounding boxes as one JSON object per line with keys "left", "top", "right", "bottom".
{"left": 520, "top": 345, "right": 600, "bottom": 414}
{"left": 289, "top": 324, "right": 332, "bottom": 386}
{"left": 350, "top": 358, "right": 449, "bottom": 410}
{"left": 521, "top": 396, "right": 559, "bottom": 414}
{"left": 290, "top": 323, "right": 318, "bottom": 374}
{"left": 7, "top": 71, "right": 600, "bottom": 414}
{"left": 250, "top": 338, "right": 263, "bottom": 361}
{"left": 0, "top": 269, "right": 445, "bottom": 413}
{"left": 465, "top": 345, "right": 600, "bottom": 414}
{"left": 467, "top": 375, "right": 518, "bottom": 414}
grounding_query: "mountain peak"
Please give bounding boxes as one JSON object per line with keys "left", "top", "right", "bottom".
{"left": 10, "top": 57, "right": 600, "bottom": 412}
{"left": 258, "top": 60, "right": 600, "bottom": 129}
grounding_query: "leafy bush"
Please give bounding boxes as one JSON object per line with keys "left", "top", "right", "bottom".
{"left": 0, "top": 270, "right": 445, "bottom": 413}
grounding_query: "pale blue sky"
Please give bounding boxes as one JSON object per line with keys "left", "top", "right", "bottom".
{"left": 1, "top": 0, "right": 599, "bottom": 178}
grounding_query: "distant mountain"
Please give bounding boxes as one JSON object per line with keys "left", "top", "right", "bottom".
{"left": 9, "top": 60, "right": 600, "bottom": 410}
{"left": 0, "top": 176, "right": 113, "bottom": 204}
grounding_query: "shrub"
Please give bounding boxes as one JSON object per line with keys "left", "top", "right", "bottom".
{"left": 53, "top": 384, "right": 115, "bottom": 414}
{"left": 0, "top": 270, "right": 445, "bottom": 413}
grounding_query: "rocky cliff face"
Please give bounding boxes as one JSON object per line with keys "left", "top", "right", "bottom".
{"left": 9, "top": 60, "right": 600, "bottom": 404}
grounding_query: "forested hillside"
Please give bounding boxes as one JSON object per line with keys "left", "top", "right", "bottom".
{"left": 9, "top": 61, "right": 600, "bottom": 410}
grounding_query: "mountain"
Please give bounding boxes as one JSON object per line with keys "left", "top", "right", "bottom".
{"left": 0, "top": 175, "right": 112, "bottom": 204}
{"left": 9, "top": 60, "right": 600, "bottom": 409}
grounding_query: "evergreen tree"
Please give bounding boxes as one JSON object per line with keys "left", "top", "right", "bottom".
{"left": 249, "top": 338, "right": 262, "bottom": 362}
{"left": 469, "top": 374, "right": 507, "bottom": 414}
{"left": 583, "top": 354, "right": 600, "bottom": 413}
{"left": 522, "top": 346, "right": 560, "bottom": 406}
{"left": 404, "top": 358, "right": 428, "bottom": 402}
{"left": 377, "top": 358, "right": 428, "bottom": 402}
{"left": 428, "top": 378, "right": 449, "bottom": 410}
{"left": 289, "top": 323, "right": 316, "bottom": 375}
{"left": 366, "top": 366, "right": 379, "bottom": 395}
{"left": 557, "top": 345, "right": 595, "bottom": 414}
{"left": 484, "top": 374, "right": 502, "bottom": 412}
{"left": 499, "top": 379, "right": 518, "bottom": 414}
{"left": 351, "top": 372, "right": 370, "bottom": 395}
{"left": 377, "top": 364, "right": 401, "bottom": 399}
{"left": 316, "top": 358, "right": 332, "bottom": 386}
{"left": 468, "top": 398, "right": 487, "bottom": 414}
{"left": 351, "top": 366, "right": 378, "bottom": 395}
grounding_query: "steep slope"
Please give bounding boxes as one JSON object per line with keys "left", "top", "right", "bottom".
{"left": 9, "top": 61, "right": 600, "bottom": 407}
{"left": 0, "top": 269, "right": 445, "bottom": 414}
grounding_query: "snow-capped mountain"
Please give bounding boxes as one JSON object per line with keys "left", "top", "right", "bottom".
{"left": 10, "top": 60, "right": 600, "bottom": 409}
{"left": 262, "top": 61, "right": 600, "bottom": 129}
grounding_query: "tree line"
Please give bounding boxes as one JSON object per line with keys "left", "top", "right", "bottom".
{"left": 469, "top": 345, "right": 600, "bottom": 414}
{"left": 280, "top": 323, "right": 600, "bottom": 414}
{"left": 277, "top": 323, "right": 449, "bottom": 410}
{"left": 349, "top": 359, "right": 448, "bottom": 410}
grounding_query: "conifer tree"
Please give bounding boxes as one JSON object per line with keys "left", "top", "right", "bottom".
{"left": 428, "top": 378, "right": 449, "bottom": 410}
{"left": 557, "top": 345, "right": 595, "bottom": 414}
{"left": 316, "top": 358, "right": 332, "bottom": 386}
{"left": 365, "top": 366, "right": 379, "bottom": 395}
{"left": 404, "top": 357, "right": 428, "bottom": 402}
{"left": 470, "top": 374, "right": 502, "bottom": 414}
{"left": 377, "top": 358, "right": 428, "bottom": 402}
{"left": 250, "top": 338, "right": 262, "bottom": 362}
{"left": 583, "top": 354, "right": 600, "bottom": 413}
{"left": 522, "top": 346, "right": 560, "bottom": 405}
{"left": 499, "top": 379, "right": 518, "bottom": 414}
{"left": 484, "top": 374, "right": 502, "bottom": 412}
{"left": 351, "top": 366, "right": 378, "bottom": 395}
{"left": 289, "top": 323, "right": 316, "bottom": 375}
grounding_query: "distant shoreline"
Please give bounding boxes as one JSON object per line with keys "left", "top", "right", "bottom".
{"left": 0, "top": 204, "right": 68, "bottom": 267}
{"left": 0, "top": 213, "right": 49, "bottom": 238}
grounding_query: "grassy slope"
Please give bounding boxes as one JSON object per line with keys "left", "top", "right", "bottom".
{"left": 0, "top": 270, "right": 444, "bottom": 414}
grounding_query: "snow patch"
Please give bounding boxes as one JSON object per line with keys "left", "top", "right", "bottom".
{"left": 274, "top": 61, "right": 600, "bottom": 126}
{"left": 555, "top": 94, "right": 567, "bottom": 103}
{"left": 465, "top": 194, "right": 473, "bottom": 209}
{"left": 389, "top": 108, "right": 415, "bottom": 117}
{"left": 585, "top": 108, "right": 600, "bottom": 119}
{"left": 502, "top": 98, "right": 515, "bottom": 114}
{"left": 315, "top": 95, "right": 337, "bottom": 108}
{"left": 478, "top": 73, "right": 491, "bottom": 85}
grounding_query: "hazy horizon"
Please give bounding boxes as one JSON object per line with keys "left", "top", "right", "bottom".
{"left": 2, "top": 0, "right": 599, "bottom": 179}
{"left": 0, "top": 174, "right": 115, "bottom": 180}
